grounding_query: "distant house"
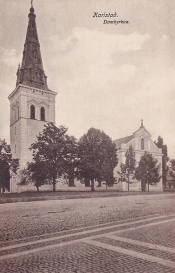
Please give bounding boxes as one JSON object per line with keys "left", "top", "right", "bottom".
{"left": 114, "top": 121, "right": 163, "bottom": 191}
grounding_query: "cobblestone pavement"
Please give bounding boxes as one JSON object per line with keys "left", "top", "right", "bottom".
{"left": 0, "top": 193, "right": 175, "bottom": 272}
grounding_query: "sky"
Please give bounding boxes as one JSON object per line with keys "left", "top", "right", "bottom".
{"left": 0, "top": 0, "right": 175, "bottom": 158}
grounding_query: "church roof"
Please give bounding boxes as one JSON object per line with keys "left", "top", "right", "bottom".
{"left": 114, "top": 121, "right": 151, "bottom": 149}
{"left": 133, "top": 125, "right": 151, "bottom": 137}
{"left": 114, "top": 135, "right": 133, "bottom": 149}
{"left": 16, "top": 3, "right": 49, "bottom": 91}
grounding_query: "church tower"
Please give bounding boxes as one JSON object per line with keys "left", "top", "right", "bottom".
{"left": 8, "top": 3, "right": 57, "bottom": 173}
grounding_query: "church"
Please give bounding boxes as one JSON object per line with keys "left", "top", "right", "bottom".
{"left": 113, "top": 121, "right": 163, "bottom": 191}
{"left": 8, "top": 4, "right": 163, "bottom": 192}
{"left": 8, "top": 4, "right": 57, "bottom": 192}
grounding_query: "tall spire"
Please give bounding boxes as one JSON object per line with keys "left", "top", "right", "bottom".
{"left": 16, "top": 3, "right": 48, "bottom": 90}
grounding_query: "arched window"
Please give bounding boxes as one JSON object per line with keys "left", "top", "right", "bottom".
{"left": 141, "top": 138, "right": 144, "bottom": 150}
{"left": 40, "top": 107, "right": 45, "bottom": 121}
{"left": 17, "top": 106, "right": 19, "bottom": 119}
{"left": 30, "top": 105, "right": 35, "bottom": 119}
{"left": 14, "top": 108, "right": 16, "bottom": 120}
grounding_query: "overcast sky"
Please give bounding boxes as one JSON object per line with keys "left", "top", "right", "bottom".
{"left": 0, "top": 0, "right": 175, "bottom": 158}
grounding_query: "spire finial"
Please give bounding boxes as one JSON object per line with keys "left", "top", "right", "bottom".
{"left": 30, "top": 0, "right": 34, "bottom": 13}
{"left": 141, "top": 119, "right": 143, "bottom": 127}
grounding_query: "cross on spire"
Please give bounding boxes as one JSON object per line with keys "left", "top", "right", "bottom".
{"left": 30, "top": 0, "right": 34, "bottom": 13}
{"left": 141, "top": 119, "right": 143, "bottom": 127}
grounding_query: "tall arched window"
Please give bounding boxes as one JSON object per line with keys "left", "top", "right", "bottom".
{"left": 40, "top": 107, "right": 45, "bottom": 121}
{"left": 141, "top": 138, "right": 144, "bottom": 150}
{"left": 30, "top": 105, "right": 35, "bottom": 119}
{"left": 17, "top": 106, "right": 19, "bottom": 119}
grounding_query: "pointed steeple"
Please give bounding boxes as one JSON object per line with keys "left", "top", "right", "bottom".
{"left": 16, "top": 3, "right": 49, "bottom": 90}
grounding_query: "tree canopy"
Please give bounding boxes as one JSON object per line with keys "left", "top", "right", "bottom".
{"left": 135, "top": 152, "right": 161, "bottom": 191}
{"left": 77, "top": 128, "right": 118, "bottom": 191}
{"left": 168, "top": 159, "right": 175, "bottom": 182}
{"left": 30, "top": 123, "right": 78, "bottom": 191}
{"left": 19, "top": 160, "right": 49, "bottom": 192}
{"left": 0, "top": 139, "right": 19, "bottom": 193}
{"left": 118, "top": 145, "right": 136, "bottom": 191}
{"left": 155, "top": 136, "right": 169, "bottom": 188}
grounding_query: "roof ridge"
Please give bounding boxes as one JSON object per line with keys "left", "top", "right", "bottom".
{"left": 114, "top": 134, "right": 133, "bottom": 142}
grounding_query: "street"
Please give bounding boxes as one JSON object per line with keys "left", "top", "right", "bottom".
{"left": 0, "top": 193, "right": 175, "bottom": 272}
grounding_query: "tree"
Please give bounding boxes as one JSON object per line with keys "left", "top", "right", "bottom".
{"left": 0, "top": 139, "right": 19, "bottom": 193}
{"left": 77, "top": 128, "right": 118, "bottom": 192}
{"left": 100, "top": 149, "right": 117, "bottom": 189}
{"left": 102, "top": 162, "right": 116, "bottom": 191}
{"left": 155, "top": 136, "right": 169, "bottom": 188}
{"left": 62, "top": 136, "right": 79, "bottom": 187}
{"left": 19, "top": 161, "right": 49, "bottom": 193}
{"left": 118, "top": 145, "right": 136, "bottom": 191}
{"left": 168, "top": 159, "right": 175, "bottom": 187}
{"left": 135, "top": 152, "right": 161, "bottom": 191}
{"left": 30, "top": 123, "right": 78, "bottom": 192}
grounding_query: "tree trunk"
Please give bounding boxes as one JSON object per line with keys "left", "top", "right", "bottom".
{"left": 85, "top": 178, "right": 91, "bottom": 187}
{"left": 69, "top": 177, "right": 75, "bottom": 187}
{"left": 128, "top": 177, "right": 130, "bottom": 192}
{"left": 53, "top": 176, "right": 56, "bottom": 192}
{"left": 148, "top": 183, "right": 149, "bottom": 192}
{"left": 141, "top": 181, "right": 146, "bottom": 191}
{"left": 68, "top": 166, "right": 75, "bottom": 187}
{"left": 36, "top": 186, "right": 40, "bottom": 193}
{"left": 91, "top": 179, "right": 95, "bottom": 192}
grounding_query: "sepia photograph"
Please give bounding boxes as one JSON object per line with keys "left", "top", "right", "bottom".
{"left": 0, "top": 0, "right": 175, "bottom": 272}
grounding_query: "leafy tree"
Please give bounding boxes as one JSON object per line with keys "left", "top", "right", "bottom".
{"left": 168, "top": 159, "right": 175, "bottom": 187}
{"left": 135, "top": 152, "right": 161, "bottom": 191}
{"left": 30, "top": 123, "right": 78, "bottom": 192}
{"left": 19, "top": 161, "right": 49, "bottom": 192}
{"left": 118, "top": 145, "right": 136, "bottom": 191}
{"left": 101, "top": 151, "right": 117, "bottom": 189}
{"left": 169, "top": 159, "right": 175, "bottom": 175}
{"left": 102, "top": 163, "right": 116, "bottom": 191}
{"left": 77, "top": 128, "right": 118, "bottom": 192}
{"left": 0, "top": 139, "right": 19, "bottom": 193}
{"left": 155, "top": 136, "right": 169, "bottom": 188}
{"left": 62, "top": 135, "right": 79, "bottom": 187}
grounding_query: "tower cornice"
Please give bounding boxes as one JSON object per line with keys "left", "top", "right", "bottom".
{"left": 8, "top": 84, "right": 57, "bottom": 100}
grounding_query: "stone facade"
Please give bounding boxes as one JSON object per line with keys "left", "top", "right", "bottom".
{"left": 8, "top": 5, "right": 57, "bottom": 192}
{"left": 9, "top": 85, "right": 56, "bottom": 168}
{"left": 114, "top": 123, "right": 163, "bottom": 191}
